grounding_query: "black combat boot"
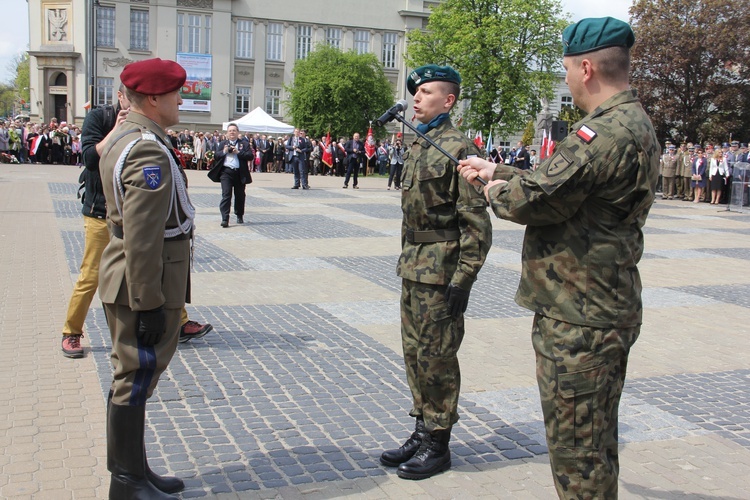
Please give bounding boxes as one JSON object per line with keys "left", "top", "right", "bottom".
{"left": 107, "top": 403, "right": 178, "bottom": 499}
{"left": 396, "top": 428, "right": 452, "bottom": 480}
{"left": 380, "top": 417, "right": 427, "bottom": 467}
{"left": 106, "top": 392, "right": 183, "bottom": 494}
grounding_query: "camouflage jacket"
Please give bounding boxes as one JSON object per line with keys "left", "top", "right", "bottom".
{"left": 490, "top": 90, "right": 659, "bottom": 328}
{"left": 397, "top": 119, "right": 492, "bottom": 290}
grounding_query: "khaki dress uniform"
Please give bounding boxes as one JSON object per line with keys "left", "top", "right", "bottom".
{"left": 661, "top": 151, "right": 678, "bottom": 199}
{"left": 99, "top": 110, "right": 193, "bottom": 406}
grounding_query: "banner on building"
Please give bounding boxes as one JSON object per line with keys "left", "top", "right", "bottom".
{"left": 177, "top": 53, "right": 212, "bottom": 112}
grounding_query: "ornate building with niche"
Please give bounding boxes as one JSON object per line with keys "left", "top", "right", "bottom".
{"left": 27, "top": 0, "right": 435, "bottom": 132}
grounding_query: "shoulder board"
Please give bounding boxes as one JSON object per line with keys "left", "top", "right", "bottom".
{"left": 576, "top": 125, "right": 597, "bottom": 144}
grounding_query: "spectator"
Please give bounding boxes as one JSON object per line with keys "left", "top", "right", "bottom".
{"left": 377, "top": 140, "right": 389, "bottom": 175}
{"left": 387, "top": 139, "right": 403, "bottom": 190}
{"left": 343, "top": 132, "right": 363, "bottom": 189}
{"left": 709, "top": 148, "right": 728, "bottom": 204}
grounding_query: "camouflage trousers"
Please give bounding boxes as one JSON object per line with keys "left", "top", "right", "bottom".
{"left": 401, "top": 279, "right": 464, "bottom": 431}
{"left": 532, "top": 314, "right": 640, "bottom": 500}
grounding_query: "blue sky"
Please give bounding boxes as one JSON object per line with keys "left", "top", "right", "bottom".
{"left": 0, "top": 0, "right": 632, "bottom": 84}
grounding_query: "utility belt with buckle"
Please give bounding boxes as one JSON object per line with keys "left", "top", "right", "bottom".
{"left": 405, "top": 228, "right": 461, "bottom": 244}
{"left": 110, "top": 224, "right": 192, "bottom": 242}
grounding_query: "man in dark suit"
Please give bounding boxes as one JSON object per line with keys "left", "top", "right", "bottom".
{"left": 344, "top": 132, "right": 364, "bottom": 189}
{"left": 286, "top": 128, "right": 311, "bottom": 189}
{"left": 212, "top": 123, "right": 253, "bottom": 227}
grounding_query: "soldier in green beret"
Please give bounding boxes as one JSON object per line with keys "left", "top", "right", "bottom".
{"left": 458, "top": 17, "right": 659, "bottom": 498}
{"left": 379, "top": 64, "right": 492, "bottom": 480}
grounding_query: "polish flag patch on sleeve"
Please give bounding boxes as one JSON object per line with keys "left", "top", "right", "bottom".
{"left": 576, "top": 125, "right": 597, "bottom": 144}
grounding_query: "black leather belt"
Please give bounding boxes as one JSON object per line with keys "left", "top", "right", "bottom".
{"left": 405, "top": 228, "right": 461, "bottom": 244}
{"left": 110, "top": 224, "right": 191, "bottom": 241}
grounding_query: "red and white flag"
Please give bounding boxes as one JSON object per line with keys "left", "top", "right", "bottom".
{"left": 364, "top": 126, "right": 376, "bottom": 159}
{"left": 473, "top": 131, "right": 483, "bottom": 149}
{"left": 546, "top": 136, "right": 556, "bottom": 158}
{"left": 540, "top": 129, "right": 549, "bottom": 160}
{"left": 31, "top": 135, "right": 41, "bottom": 155}
{"left": 321, "top": 132, "right": 333, "bottom": 167}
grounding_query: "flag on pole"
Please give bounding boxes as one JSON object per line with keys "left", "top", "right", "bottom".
{"left": 321, "top": 131, "right": 333, "bottom": 168}
{"left": 546, "top": 128, "right": 556, "bottom": 158}
{"left": 540, "top": 129, "right": 549, "bottom": 160}
{"left": 473, "top": 131, "right": 483, "bottom": 149}
{"left": 365, "top": 125, "right": 376, "bottom": 159}
{"left": 31, "top": 135, "right": 41, "bottom": 155}
{"left": 486, "top": 131, "right": 493, "bottom": 154}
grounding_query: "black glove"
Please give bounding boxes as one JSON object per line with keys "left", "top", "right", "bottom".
{"left": 137, "top": 306, "right": 166, "bottom": 346}
{"left": 444, "top": 284, "right": 470, "bottom": 319}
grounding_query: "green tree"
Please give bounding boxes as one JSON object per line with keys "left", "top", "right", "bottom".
{"left": 630, "top": 0, "right": 750, "bottom": 144}
{"left": 285, "top": 44, "right": 395, "bottom": 139}
{"left": 557, "top": 105, "right": 585, "bottom": 133}
{"left": 1, "top": 53, "right": 29, "bottom": 118}
{"left": 521, "top": 119, "right": 535, "bottom": 146}
{"left": 406, "top": 0, "right": 568, "bottom": 137}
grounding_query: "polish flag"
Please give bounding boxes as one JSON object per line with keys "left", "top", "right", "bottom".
{"left": 473, "top": 131, "right": 483, "bottom": 149}
{"left": 540, "top": 129, "right": 549, "bottom": 160}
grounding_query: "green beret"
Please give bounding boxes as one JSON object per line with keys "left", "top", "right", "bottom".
{"left": 407, "top": 64, "right": 461, "bottom": 96}
{"left": 562, "top": 17, "right": 635, "bottom": 56}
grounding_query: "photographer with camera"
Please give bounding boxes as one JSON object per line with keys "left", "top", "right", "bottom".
{"left": 208, "top": 123, "right": 254, "bottom": 227}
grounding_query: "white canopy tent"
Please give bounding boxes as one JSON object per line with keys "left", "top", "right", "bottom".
{"left": 223, "top": 107, "right": 295, "bottom": 134}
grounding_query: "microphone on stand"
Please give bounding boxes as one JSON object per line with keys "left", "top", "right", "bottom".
{"left": 375, "top": 100, "right": 408, "bottom": 127}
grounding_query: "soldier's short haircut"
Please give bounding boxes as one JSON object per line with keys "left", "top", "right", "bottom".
{"left": 124, "top": 87, "right": 146, "bottom": 106}
{"left": 591, "top": 46, "right": 630, "bottom": 83}
{"left": 226, "top": 123, "right": 239, "bottom": 131}
{"left": 443, "top": 81, "right": 461, "bottom": 105}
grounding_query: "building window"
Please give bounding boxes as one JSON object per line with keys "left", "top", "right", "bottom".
{"left": 382, "top": 32, "right": 397, "bottom": 69}
{"left": 177, "top": 12, "right": 211, "bottom": 54}
{"left": 130, "top": 8, "right": 149, "bottom": 51}
{"left": 354, "top": 30, "right": 370, "bottom": 55}
{"left": 236, "top": 19, "right": 253, "bottom": 59}
{"left": 96, "top": 5, "right": 115, "bottom": 48}
{"left": 296, "top": 24, "right": 312, "bottom": 60}
{"left": 265, "top": 88, "right": 280, "bottom": 116}
{"left": 561, "top": 95, "right": 573, "bottom": 108}
{"left": 266, "top": 23, "right": 283, "bottom": 61}
{"left": 326, "top": 27, "right": 341, "bottom": 49}
{"left": 96, "top": 77, "right": 114, "bottom": 106}
{"left": 235, "top": 86, "right": 251, "bottom": 114}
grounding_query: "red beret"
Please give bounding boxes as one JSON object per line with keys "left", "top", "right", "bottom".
{"left": 120, "top": 58, "right": 186, "bottom": 95}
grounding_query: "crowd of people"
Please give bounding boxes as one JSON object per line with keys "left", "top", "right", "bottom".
{"left": 658, "top": 140, "right": 745, "bottom": 205}
{"left": 0, "top": 117, "right": 83, "bottom": 165}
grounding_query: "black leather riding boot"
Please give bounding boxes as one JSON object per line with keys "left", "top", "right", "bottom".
{"left": 106, "top": 392, "right": 183, "bottom": 494}
{"left": 380, "top": 417, "right": 427, "bottom": 467}
{"left": 107, "top": 403, "right": 177, "bottom": 499}
{"left": 396, "top": 428, "right": 452, "bottom": 480}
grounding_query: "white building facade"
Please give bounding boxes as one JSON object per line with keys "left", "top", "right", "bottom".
{"left": 27, "top": 0, "right": 572, "bottom": 143}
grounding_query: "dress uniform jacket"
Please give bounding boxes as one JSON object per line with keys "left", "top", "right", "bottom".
{"left": 99, "top": 111, "right": 191, "bottom": 312}
{"left": 490, "top": 89, "right": 660, "bottom": 329}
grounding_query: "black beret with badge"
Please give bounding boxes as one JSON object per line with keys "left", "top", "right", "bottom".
{"left": 407, "top": 64, "right": 461, "bottom": 96}
{"left": 562, "top": 17, "right": 635, "bottom": 56}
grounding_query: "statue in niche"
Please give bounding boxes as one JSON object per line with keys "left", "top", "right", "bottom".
{"left": 48, "top": 8, "right": 68, "bottom": 42}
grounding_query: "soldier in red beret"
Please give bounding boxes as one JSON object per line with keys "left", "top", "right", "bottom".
{"left": 98, "top": 58, "right": 194, "bottom": 498}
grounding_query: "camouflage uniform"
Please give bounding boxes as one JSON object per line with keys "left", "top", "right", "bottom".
{"left": 489, "top": 89, "right": 659, "bottom": 499}
{"left": 397, "top": 119, "right": 492, "bottom": 431}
